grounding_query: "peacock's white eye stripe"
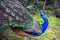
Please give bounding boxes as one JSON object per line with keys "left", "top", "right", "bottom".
{"left": 6, "top": 8, "right": 10, "bottom": 12}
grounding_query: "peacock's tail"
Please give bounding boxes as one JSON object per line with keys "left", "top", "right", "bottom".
{"left": 0, "top": 0, "right": 33, "bottom": 29}
{"left": 0, "top": 0, "right": 42, "bottom": 36}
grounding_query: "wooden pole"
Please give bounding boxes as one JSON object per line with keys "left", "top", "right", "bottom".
{"left": 43, "top": 0, "right": 47, "bottom": 10}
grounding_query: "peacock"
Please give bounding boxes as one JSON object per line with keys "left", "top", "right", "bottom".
{"left": 0, "top": 0, "right": 48, "bottom": 37}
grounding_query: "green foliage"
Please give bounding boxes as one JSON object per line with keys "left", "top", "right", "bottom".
{"left": 50, "top": 0, "right": 54, "bottom": 4}
{"left": 33, "top": 15, "right": 60, "bottom": 40}
{"left": 37, "top": 1, "right": 44, "bottom": 8}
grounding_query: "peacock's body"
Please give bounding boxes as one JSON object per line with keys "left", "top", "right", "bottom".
{"left": 0, "top": 0, "right": 48, "bottom": 36}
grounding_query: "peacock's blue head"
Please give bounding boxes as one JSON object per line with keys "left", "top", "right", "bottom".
{"left": 40, "top": 10, "right": 49, "bottom": 33}
{"left": 40, "top": 10, "right": 45, "bottom": 17}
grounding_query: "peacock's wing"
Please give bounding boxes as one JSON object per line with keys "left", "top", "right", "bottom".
{"left": 0, "top": 0, "right": 33, "bottom": 30}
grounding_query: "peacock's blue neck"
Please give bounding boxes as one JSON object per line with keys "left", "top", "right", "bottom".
{"left": 41, "top": 15, "right": 48, "bottom": 33}
{"left": 24, "top": 11, "right": 49, "bottom": 36}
